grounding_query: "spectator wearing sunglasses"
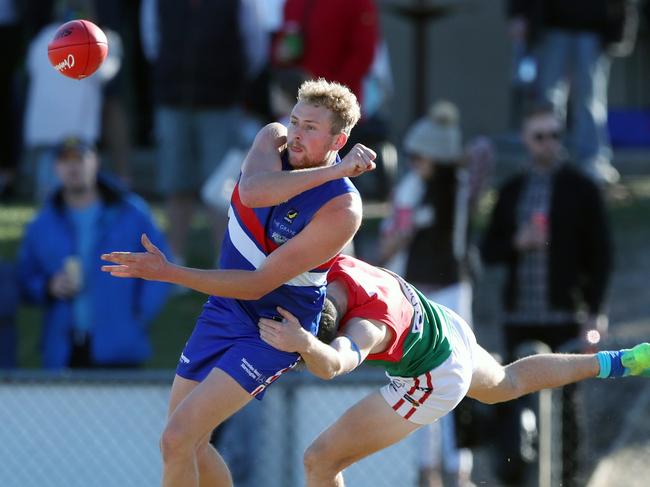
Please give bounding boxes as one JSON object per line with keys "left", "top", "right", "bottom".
{"left": 480, "top": 101, "right": 613, "bottom": 486}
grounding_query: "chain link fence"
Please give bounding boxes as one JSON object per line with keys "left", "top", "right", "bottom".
{"left": 0, "top": 368, "right": 425, "bottom": 487}
{"left": 2, "top": 350, "right": 649, "bottom": 487}
{"left": 0, "top": 371, "right": 170, "bottom": 487}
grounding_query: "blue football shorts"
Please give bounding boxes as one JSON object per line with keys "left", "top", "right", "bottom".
{"left": 176, "top": 300, "right": 300, "bottom": 399}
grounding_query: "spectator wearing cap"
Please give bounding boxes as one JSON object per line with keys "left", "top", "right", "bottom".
{"left": 16, "top": 137, "right": 171, "bottom": 369}
{"left": 378, "top": 101, "right": 494, "bottom": 487}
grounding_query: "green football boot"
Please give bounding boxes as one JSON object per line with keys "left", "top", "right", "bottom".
{"left": 621, "top": 343, "right": 650, "bottom": 377}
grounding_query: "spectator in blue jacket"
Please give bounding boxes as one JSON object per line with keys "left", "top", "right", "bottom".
{"left": 17, "top": 137, "right": 170, "bottom": 369}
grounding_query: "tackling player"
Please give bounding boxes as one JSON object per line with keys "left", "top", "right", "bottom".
{"left": 259, "top": 255, "right": 650, "bottom": 487}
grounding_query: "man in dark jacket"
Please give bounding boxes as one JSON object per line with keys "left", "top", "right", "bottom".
{"left": 481, "top": 103, "right": 612, "bottom": 486}
{"left": 508, "top": 0, "right": 638, "bottom": 185}
{"left": 17, "top": 137, "right": 170, "bottom": 369}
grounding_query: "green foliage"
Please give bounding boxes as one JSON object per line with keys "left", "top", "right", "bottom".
{"left": 0, "top": 204, "right": 34, "bottom": 258}
{"left": 147, "top": 291, "right": 208, "bottom": 368}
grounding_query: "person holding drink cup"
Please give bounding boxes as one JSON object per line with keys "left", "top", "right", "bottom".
{"left": 481, "top": 102, "right": 613, "bottom": 485}
{"left": 17, "top": 137, "right": 171, "bottom": 369}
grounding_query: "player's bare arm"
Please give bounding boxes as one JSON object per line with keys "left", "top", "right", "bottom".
{"left": 259, "top": 309, "right": 386, "bottom": 380}
{"left": 101, "top": 193, "right": 362, "bottom": 299}
{"left": 238, "top": 123, "right": 376, "bottom": 208}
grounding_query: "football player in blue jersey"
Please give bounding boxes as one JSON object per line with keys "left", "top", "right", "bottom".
{"left": 102, "top": 79, "right": 376, "bottom": 487}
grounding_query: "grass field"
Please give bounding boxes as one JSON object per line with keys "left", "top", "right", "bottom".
{"left": 2, "top": 175, "right": 649, "bottom": 369}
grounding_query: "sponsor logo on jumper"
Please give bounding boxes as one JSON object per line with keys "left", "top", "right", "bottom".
{"left": 284, "top": 209, "right": 299, "bottom": 223}
{"left": 416, "top": 386, "right": 433, "bottom": 393}
{"left": 179, "top": 353, "right": 190, "bottom": 364}
{"left": 54, "top": 54, "right": 75, "bottom": 72}
{"left": 412, "top": 311, "right": 424, "bottom": 333}
{"left": 271, "top": 231, "right": 288, "bottom": 245}
{"left": 241, "top": 358, "right": 266, "bottom": 383}
{"left": 273, "top": 220, "right": 297, "bottom": 236}
{"left": 400, "top": 282, "right": 423, "bottom": 333}
{"left": 382, "top": 268, "right": 424, "bottom": 334}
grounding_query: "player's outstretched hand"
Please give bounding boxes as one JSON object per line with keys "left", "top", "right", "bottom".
{"left": 101, "top": 234, "right": 169, "bottom": 281}
{"left": 259, "top": 306, "right": 312, "bottom": 354}
{"left": 338, "top": 143, "right": 377, "bottom": 178}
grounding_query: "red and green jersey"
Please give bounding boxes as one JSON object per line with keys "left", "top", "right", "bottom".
{"left": 328, "top": 256, "right": 452, "bottom": 377}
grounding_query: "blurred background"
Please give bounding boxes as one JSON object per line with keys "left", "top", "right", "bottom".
{"left": 0, "top": 0, "right": 649, "bottom": 486}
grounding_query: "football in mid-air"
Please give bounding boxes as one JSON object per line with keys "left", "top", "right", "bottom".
{"left": 47, "top": 19, "right": 108, "bottom": 80}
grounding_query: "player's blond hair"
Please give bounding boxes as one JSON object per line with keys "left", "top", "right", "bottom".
{"left": 297, "top": 78, "right": 361, "bottom": 135}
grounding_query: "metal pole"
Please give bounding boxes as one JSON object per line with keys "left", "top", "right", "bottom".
{"left": 413, "top": 0, "right": 428, "bottom": 117}
{"left": 382, "top": 0, "right": 460, "bottom": 121}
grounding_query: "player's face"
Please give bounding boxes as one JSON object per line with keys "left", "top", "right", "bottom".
{"left": 523, "top": 114, "right": 563, "bottom": 167}
{"left": 55, "top": 151, "right": 99, "bottom": 193}
{"left": 287, "top": 101, "right": 346, "bottom": 169}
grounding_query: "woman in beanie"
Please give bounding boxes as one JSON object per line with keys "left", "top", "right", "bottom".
{"left": 379, "top": 100, "right": 494, "bottom": 487}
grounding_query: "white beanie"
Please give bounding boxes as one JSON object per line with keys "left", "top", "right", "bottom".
{"left": 403, "top": 100, "right": 462, "bottom": 162}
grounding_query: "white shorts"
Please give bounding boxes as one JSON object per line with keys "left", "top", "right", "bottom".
{"left": 379, "top": 306, "right": 478, "bottom": 425}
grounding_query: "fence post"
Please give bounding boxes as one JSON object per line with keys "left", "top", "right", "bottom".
{"left": 513, "top": 340, "right": 554, "bottom": 487}
{"left": 284, "top": 385, "right": 298, "bottom": 487}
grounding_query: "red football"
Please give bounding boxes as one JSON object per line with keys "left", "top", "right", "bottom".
{"left": 47, "top": 20, "right": 108, "bottom": 80}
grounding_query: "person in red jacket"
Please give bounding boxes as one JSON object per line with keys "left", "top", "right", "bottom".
{"left": 274, "top": 0, "right": 379, "bottom": 107}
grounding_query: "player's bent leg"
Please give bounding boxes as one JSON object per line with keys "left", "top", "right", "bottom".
{"left": 196, "top": 433, "right": 232, "bottom": 487}
{"left": 167, "top": 374, "right": 201, "bottom": 417}
{"left": 161, "top": 368, "right": 253, "bottom": 487}
{"left": 304, "top": 392, "right": 421, "bottom": 487}
{"left": 165, "top": 374, "right": 234, "bottom": 487}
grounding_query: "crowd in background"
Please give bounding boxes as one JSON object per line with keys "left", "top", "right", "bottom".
{"left": 0, "top": 1, "right": 646, "bottom": 486}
